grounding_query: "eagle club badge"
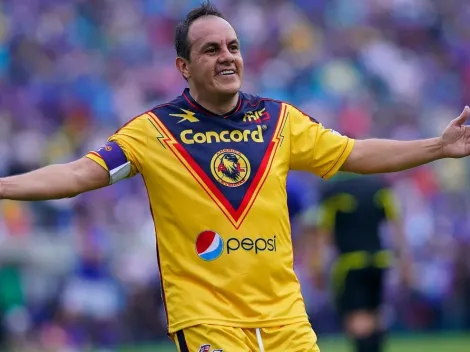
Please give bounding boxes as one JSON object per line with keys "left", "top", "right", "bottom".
{"left": 210, "top": 149, "right": 251, "bottom": 187}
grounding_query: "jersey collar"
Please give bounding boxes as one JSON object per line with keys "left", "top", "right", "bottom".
{"left": 182, "top": 88, "right": 243, "bottom": 119}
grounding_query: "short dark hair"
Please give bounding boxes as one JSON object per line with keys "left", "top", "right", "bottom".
{"left": 174, "top": 1, "right": 226, "bottom": 61}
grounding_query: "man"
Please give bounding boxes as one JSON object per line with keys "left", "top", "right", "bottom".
{"left": 312, "top": 173, "right": 411, "bottom": 352}
{"left": 0, "top": 2, "right": 469, "bottom": 351}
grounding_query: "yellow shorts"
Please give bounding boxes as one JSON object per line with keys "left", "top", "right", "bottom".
{"left": 172, "top": 321, "right": 320, "bottom": 352}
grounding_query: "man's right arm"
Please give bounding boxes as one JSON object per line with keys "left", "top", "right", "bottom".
{"left": 0, "top": 157, "right": 110, "bottom": 201}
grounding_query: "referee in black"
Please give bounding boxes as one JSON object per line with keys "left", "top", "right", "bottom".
{"left": 311, "top": 172, "right": 411, "bottom": 352}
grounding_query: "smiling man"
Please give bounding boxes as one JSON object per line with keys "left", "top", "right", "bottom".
{"left": 174, "top": 7, "right": 244, "bottom": 115}
{"left": 1, "top": 2, "right": 470, "bottom": 352}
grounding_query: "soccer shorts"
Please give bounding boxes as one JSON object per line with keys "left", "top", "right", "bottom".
{"left": 331, "top": 251, "right": 389, "bottom": 317}
{"left": 172, "top": 321, "right": 320, "bottom": 352}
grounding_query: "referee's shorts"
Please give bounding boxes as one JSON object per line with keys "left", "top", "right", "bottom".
{"left": 331, "top": 250, "right": 392, "bottom": 317}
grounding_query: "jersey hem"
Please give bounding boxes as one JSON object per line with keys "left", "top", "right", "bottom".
{"left": 167, "top": 315, "right": 309, "bottom": 334}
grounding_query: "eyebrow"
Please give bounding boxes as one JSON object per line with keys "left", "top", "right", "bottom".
{"left": 229, "top": 39, "right": 240, "bottom": 47}
{"left": 201, "top": 39, "right": 240, "bottom": 50}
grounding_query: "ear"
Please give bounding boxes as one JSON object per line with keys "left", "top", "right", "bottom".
{"left": 176, "top": 57, "right": 191, "bottom": 80}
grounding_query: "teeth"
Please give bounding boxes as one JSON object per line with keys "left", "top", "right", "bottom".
{"left": 219, "top": 70, "right": 235, "bottom": 75}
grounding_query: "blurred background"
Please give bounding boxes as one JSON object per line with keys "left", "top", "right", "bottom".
{"left": 1, "top": 0, "right": 470, "bottom": 351}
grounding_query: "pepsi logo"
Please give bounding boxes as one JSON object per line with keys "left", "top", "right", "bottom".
{"left": 195, "top": 231, "right": 224, "bottom": 261}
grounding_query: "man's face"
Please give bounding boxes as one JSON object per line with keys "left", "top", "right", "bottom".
{"left": 182, "top": 16, "right": 243, "bottom": 98}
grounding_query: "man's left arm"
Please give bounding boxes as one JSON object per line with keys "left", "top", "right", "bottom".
{"left": 341, "top": 106, "right": 470, "bottom": 174}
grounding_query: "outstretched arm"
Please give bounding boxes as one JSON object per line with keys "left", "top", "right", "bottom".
{"left": 0, "top": 157, "right": 109, "bottom": 201}
{"left": 341, "top": 106, "right": 470, "bottom": 174}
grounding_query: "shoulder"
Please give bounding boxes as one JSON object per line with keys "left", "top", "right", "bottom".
{"left": 240, "top": 91, "right": 285, "bottom": 109}
{"left": 240, "top": 93, "right": 320, "bottom": 124}
{"left": 150, "top": 94, "right": 187, "bottom": 115}
{"left": 112, "top": 94, "right": 189, "bottom": 136}
{"left": 239, "top": 93, "right": 322, "bottom": 128}
{"left": 114, "top": 111, "right": 150, "bottom": 135}
{"left": 240, "top": 91, "right": 317, "bottom": 121}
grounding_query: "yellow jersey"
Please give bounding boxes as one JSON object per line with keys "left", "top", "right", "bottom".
{"left": 86, "top": 89, "right": 354, "bottom": 333}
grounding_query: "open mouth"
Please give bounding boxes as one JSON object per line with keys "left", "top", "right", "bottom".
{"left": 217, "top": 69, "right": 236, "bottom": 76}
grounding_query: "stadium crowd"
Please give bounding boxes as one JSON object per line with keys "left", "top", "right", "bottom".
{"left": 1, "top": 0, "right": 470, "bottom": 350}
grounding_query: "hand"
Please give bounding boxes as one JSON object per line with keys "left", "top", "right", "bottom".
{"left": 440, "top": 106, "right": 470, "bottom": 158}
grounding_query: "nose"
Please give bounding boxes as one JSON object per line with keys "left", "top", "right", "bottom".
{"left": 217, "top": 45, "right": 235, "bottom": 64}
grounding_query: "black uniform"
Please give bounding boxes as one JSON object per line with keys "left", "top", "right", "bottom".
{"left": 318, "top": 173, "right": 398, "bottom": 317}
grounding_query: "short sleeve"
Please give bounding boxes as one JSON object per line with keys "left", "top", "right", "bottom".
{"left": 288, "top": 105, "right": 355, "bottom": 179}
{"left": 86, "top": 114, "right": 148, "bottom": 184}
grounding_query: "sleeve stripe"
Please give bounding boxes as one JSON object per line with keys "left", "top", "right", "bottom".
{"left": 86, "top": 152, "right": 108, "bottom": 171}
{"left": 321, "top": 138, "right": 355, "bottom": 180}
{"left": 89, "top": 151, "right": 102, "bottom": 159}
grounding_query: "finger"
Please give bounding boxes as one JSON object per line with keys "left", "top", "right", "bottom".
{"left": 454, "top": 106, "right": 470, "bottom": 126}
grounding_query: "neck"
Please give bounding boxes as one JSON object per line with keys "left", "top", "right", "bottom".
{"left": 190, "top": 90, "right": 239, "bottom": 115}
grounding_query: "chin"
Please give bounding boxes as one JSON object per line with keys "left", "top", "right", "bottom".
{"left": 216, "top": 81, "right": 241, "bottom": 96}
